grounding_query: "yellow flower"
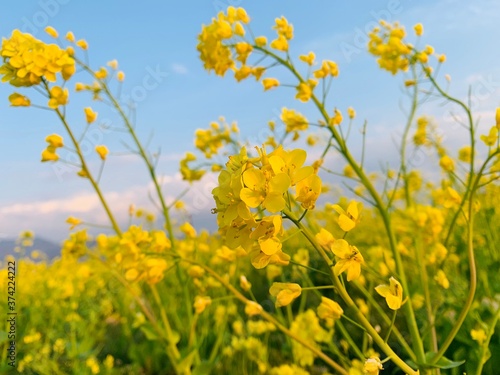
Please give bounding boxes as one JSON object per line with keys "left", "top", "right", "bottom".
{"left": 273, "top": 16, "right": 293, "bottom": 39}
{"left": 76, "top": 39, "right": 88, "bottom": 50}
{"left": 236, "top": 7, "right": 250, "bottom": 24}
{"left": 48, "top": 86, "right": 69, "bottom": 108}
{"left": 262, "top": 77, "right": 279, "bottom": 91}
{"left": 317, "top": 297, "right": 343, "bottom": 327}
{"left": 471, "top": 328, "right": 487, "bottom": 345}
{"left": 269, "top": 147, "right": 313, "bottom": 186}
{"left": 8, "top": 93, "right": 30, "bottom": 106}
{"left": 44, "top": 26, "right": 58, "bottom": 38}
{"left": 66, "top": 216, "right": 82, "bottom": 229}
{"left": 414, "top": 23, "right": 423, "bottom": 36}
{"left": 240, "top": 275, "right": 252, "bottom": 291}
{"left": 331, "top": 200, "right": 362, "bottom": 232}
{"left": 104, "top": 355, "right": 114, "bottom": 370}
{"left": 0, "top": 30, "right": 75, "bottom": 86}
{"left": 299, "top": 52, "right": 316, "bottom": 65}
{"left": 41, "top": 146, "right": 59, "bottom": 162}
{"left": 313, "top": 60, "right": 339, "bottom": 79}
{"left": 331, "top": 239, "right": 364, "bottom": 281}
{"left": 77, "top": 169, "right": 89, "bottom": 178}
{"left": 329, "top": 108, "right": 343, "bottom": 126}
{"left": 364, "top": 357, "right": 383, "bottom": 375}
{"left": 368, "top": 21, "right": 411, "bottom": 74}
{"left": 84, "top": 107, "right": 98, "bottom": 123}
{"left": 240, "top": 168, "right": 290, "bottom": 213}
{"left": 295, "top": 81, "right": 315, "bottom": 102}
{"left": 180, "top": 152, "right": 205, "bottom": 182}
{"left": 65, "top": 31, "right": 75, "bottom": 42}
{"left": 434, "top": 269, "right": 450, "bottom": 289}
{"left": 295, "top": 174, "right": 322, "bottom": 209}
{"left": 234, "top": 65, "right": 252, "bottom": 82}
{"left": 23, "top": 331, "right": 42, "bottom": 344}
{"left": 95, "top": 145, "right": 109, "bottom": 160}
{"left": 254, "top": 36, "right": 267, "bottom": 47}
{"left": 45, "top": 134, "right": 64, "bottom": 148}
{"left": 95, "top": 66, "right": 108, "bottom": 79}
{"left": 439, "top": 155, "right": 455, "bottom": 172}
{"left": 269, "top": 282, "right": 301, "bottom": 307}
{"left": 250, "top": 215, "right": 283, "bottom": 256}
{"left": 480, "top": 126, "right": 498, "bottom": 146}
{"left": 375, "top": 277, "right": 403, "bottom": 310}
{"left": 270, "top": 34, "right": 289, "bottom": 52}
{"left": 180, "top": 222, "right": 197, "bottom": 238}
{"left": 125, "top": 268, "right": 139, "bottom": 281}
{"left": 117, "top": 71, "right": 125, "bottom": 81}
{"left": 315, "top": 228, "right": 335, "bottom": 249}
{"left": 86, "top": 357, "right": 100, "bottom": 375}
{"left": 280, "top": 108, "right": 309, "bottom": 132}
{"left": 188, "top": 265, "right": 205, "bottom": 278}
{"left": 496, "top": 107, "right": 500, "bottom": 128}
{"left": 193, "top": 296, "right": 212, "bottom": 314}
{"left": 244, "top": 301, "right": 263, "bottom": 316}
{"left": 347, "top": 107, "right": 356, "bottom": 119}
{"left": 343, "top": 164, "right": 355, "bottom": 178}
{"left": 107, "top": 59, "right": 118, "bottom": 70}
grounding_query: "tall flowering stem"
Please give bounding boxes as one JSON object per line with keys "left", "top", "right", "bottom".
{"left": 255, "top": 45, "right": 426, "bottom": 363}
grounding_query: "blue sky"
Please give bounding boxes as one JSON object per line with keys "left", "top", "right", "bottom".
{"left": 1, "top": 0, "right": 499, "bottom": 242}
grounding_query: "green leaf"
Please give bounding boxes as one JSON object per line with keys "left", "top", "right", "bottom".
{"left": 424, "top": 352, "right": 466, "bottom": 369}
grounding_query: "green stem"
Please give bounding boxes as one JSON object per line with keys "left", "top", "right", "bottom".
{"left": 49, "top": 98, "right": 121, "bottom": 236}
{"left": 287, "top": 212, "right": 418, "bottom": 374}
{"left": 354, "top": 281, "right": 416, "bottom": 361}
{"left": 336, "top": 319, "right": 364, "bottom": 360}
{"left": 476, "top": 308, "right": 500, "bottom": 375}
{"left": 179, "top": 257, "right": 348, "bottom": 375}
{"left": 415, "top": 235, "right": 438, "bottom": 353}
{"left": 431, "top": 190, "right": 477, "bottom": 364}
{"left": 255, "top": 46, "right": 426, "bottom": 363}
{"left": 384, "top": 310, "right": 397, "bottom": 343}
{"left": 150, "top": 285, "right": 186, "bottom": 374}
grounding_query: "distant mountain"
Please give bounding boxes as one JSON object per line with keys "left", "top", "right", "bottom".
{"left": 0, "top": 237, "right": 61, "bottom": 261}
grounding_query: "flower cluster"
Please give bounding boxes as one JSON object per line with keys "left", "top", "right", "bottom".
{"left": 368, "top": 21, "right": 446, "bottom": 75}
{"left": 212, "top": 145, "right": 321, "bottom": 268}
{"left": 0, "top": 29, "right": 75, "bottom": 87}
{"left": 197, "top": 6, "right": 250, "bottom": 76}
{"left": 96, "top": 226, "right": 171, "bottom": 285}
{"left": 41, "top": 133, "right": 64, "bottom": 162}
{"left": 368, "top": 21, "right": 411, "bottom": 74}
{"left": 194, "top": 118, "right": 238, "bottom": 158}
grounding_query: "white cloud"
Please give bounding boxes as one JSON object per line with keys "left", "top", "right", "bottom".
{"left": 0, "top": 171, "right": 220, "bottom": 242}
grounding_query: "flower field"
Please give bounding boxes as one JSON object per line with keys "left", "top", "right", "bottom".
{"left": 1, "top": 5, "right": 499, "bottom": 375}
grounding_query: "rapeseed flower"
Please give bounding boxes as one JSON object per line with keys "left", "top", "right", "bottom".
{"left": 330, "top": 239, "right": 364, "bottom": 281}
{"left": 269, "top": 282, "right": 302, "bottom": 307}
{"left": 375, "top": 277, "right": 403, "bottom": 310}
{"left": 331, "top": 200, "right": 362, "bottom": 232}
{"left": 317, "top": 297, "right": 343, "bottom": 327}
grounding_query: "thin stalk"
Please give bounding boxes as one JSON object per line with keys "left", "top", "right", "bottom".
{"left": 180, "top": 257, "right": 348, "bottom": 375}
{"left": 416, "top": 235, "right": 439, "bottom": 354}
{"left": 48, "top": 94, "right": 121, "bottom": 235}
{"left": 336, "top": 320, "right": 364, "bottom": 360}
{"left": 354, "top": 281, "right": 416, "bottom": 361}
{"left": 254, "top": 46, "right": 425, "bottom": 362}
{"left": 287, "top": 212, "right": 418, "bottom": 374}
